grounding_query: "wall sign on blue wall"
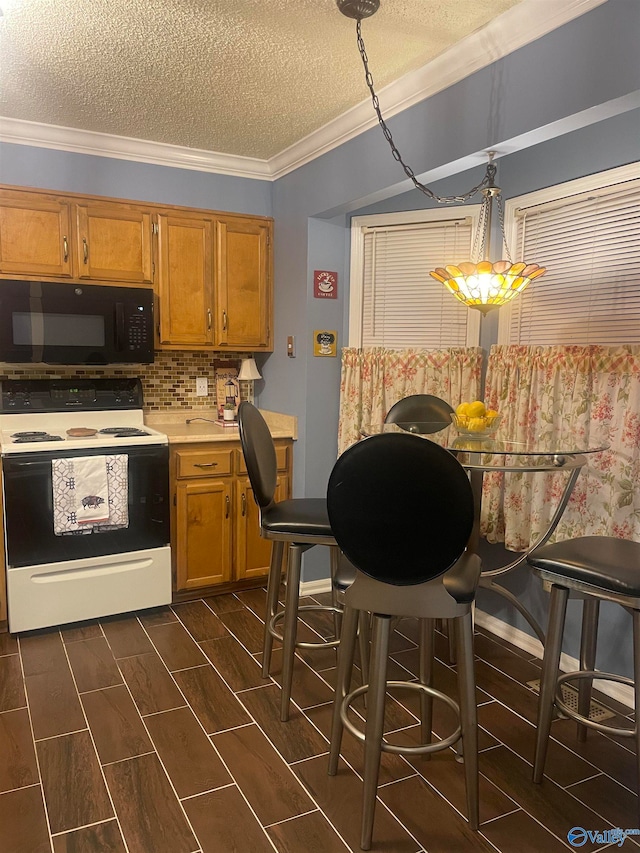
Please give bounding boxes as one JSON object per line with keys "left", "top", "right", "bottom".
{"left": 314, "top": 270, "right": 338, "bottom": 299}
{"left": 314, "top": 331, "right": 337, "bottom": 357}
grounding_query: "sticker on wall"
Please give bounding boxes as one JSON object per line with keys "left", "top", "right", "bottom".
{"left": 313, "top": 330, "right": 337, "bottom": 357}
{"left": 313, "top": 270, "right": 338, "bottom": 299}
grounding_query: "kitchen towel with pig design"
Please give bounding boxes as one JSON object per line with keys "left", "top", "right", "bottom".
{"left": 52, "top": 454, "right": 129, "bottom": 535}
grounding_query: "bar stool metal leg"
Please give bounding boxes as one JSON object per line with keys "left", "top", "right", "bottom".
{"left": 361, "top": 614, "right": 391, "bottom": 851}
{"left": 280, "top": 544, "right": 304, "bottom": 722}
{"left": 419, "top": 618, "right": 435, "bottom": 755}
{"left": 328, "top": 605, "right": 360, "bottom": 775}
{"left": 533, "top": 584, "right": 569, "bottom": 783}
{"left": 262, "top": 540, "right": 284, "bottom": 677}
{"left": 577, "top": 598, "right": 599, "bottom": 742}
{"left": 358, "top": 612, "right": 370, "bottom": 688}
{"left": 455, "top": 612, "right": 479, "bottom": 830}
{"left": 329, "top": 546, "right": 342, "bottom": 638}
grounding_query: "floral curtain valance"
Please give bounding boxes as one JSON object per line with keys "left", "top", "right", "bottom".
{"left": 482, "top": 344, "right": 640, "bottom": 549}
{"left": 337, "top": 346, "right": 483, "bottom": 455}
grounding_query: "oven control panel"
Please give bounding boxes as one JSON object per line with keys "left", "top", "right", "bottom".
{"left": 0, "top": 378, "right": 144, "bottom": 412}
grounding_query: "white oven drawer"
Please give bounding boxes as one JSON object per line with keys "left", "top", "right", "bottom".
{"left": 7, "top": 545, "right": 171, "bottom": 633}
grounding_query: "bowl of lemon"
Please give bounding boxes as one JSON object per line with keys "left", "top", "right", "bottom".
{"left": 451, "top": 401, "right": 501, "bottom": 437}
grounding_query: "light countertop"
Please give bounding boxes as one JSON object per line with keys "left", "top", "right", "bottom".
{"left": 145, "top": 408, "right": 297, "bottom": 444}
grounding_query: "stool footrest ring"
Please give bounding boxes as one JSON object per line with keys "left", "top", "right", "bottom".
{"left": 555, "top": 671, "right": 636, "bottom": 737}
{"left": 340, "top": 681, "right": 462, "bottom": 756}
{"left": 268, "top": 604, "right": 342, "bottom": 650}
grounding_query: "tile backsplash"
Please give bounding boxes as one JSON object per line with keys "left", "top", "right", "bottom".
{"left": 0, "top": 351, "right": 248, "bottom": 412}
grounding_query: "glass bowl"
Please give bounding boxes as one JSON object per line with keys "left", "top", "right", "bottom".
{"left": 451, "top": 413, "right": 502, "bottom": 438}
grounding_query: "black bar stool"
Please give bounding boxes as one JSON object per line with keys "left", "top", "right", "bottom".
{"left": 326, "top": 432, "right": 481, "bottom": 850}
{"left": 527, "top": 536, "right": 640, "bottom": 820}
{"left": 238, "top": 402, "right": 356, "bottom": 722}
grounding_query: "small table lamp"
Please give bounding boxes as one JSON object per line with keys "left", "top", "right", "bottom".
{"left": 238, "top": 357, "right": 262, "bottom": 404}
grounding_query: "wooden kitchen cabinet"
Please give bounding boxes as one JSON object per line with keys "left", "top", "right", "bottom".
{"left": 0, "top": 187, "right": 153, "bottom": 284}
{"left": 171, "top": 438, "right": 292, "bottom": 595}
{"left": 155, "top": 212, "right": 214, "bottom": 348}
{"left": 214, "top": 217, "right": 272, "bottom": 350}
{"left": 0, "top": 189, "right": 73, "bottom": 278}
{"left": 75, "top": 201, "right": 154, "bottom": 284}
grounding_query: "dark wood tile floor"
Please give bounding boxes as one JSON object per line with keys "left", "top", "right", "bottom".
{"left": 0, "top": 588, "right": 636, "bottom": 852}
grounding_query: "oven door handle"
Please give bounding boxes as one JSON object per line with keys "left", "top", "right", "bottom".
{"left": 32, "top": 557, "right": 154, "bottom": 582}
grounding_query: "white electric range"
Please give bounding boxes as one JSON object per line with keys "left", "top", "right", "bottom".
{"left": 0, "top": 378, "right": 171, "bottom": 632}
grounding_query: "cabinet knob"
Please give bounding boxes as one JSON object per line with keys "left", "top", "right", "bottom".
{"left": 225, "top": 494, "right": 230, "bottom": 518}
{"left": 63, "top": 236, "right": 69, "bottom": 262}
{"left": 222, "top": 310, "right": 227, "bottom": 332}
{"left": 82, "top": 238, "right": 88, "bottom": 264}
{"left": 241, "top": 492, "right": 246, "bottom": 516}
{"left": 194, "top": 461, "right": 218, "bottom": 468}
{"left": 207, "top": 308, "right": 212, "bottom": 331}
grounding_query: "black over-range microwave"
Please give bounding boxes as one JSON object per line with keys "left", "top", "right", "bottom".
{"left": 0, "top": 280, "right": 154, "bottom": 364}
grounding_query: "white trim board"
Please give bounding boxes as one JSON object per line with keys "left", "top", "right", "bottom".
{"left": 473, "top": 608, "right": 634, "bottom": 710}
{"left": 299, "top": 576, "right": 634, "bottom": 710}
{"left": 0, "top": 0, "right": 606, "bottom": 181}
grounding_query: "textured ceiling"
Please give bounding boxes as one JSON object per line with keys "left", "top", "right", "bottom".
{"left": 0, "top": 0, "right": 523, "bottom": 160}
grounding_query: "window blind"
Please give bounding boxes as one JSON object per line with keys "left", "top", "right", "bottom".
{"left": 361, "top": 218, "right": 474, "bottom": 348}
{"left": 503, "top": 177, "right": 640, "bottom": 345}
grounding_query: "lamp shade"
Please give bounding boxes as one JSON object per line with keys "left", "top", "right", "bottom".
{"left": 238, "top": 357, "right": 262, "bottom": 381}
{"left": 430, "top": 261, "right": 546, "bottom": 315}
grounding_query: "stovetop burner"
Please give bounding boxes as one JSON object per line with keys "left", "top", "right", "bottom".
{"left": 13, "top": 434, "right": 63, "bottom": 443}
{"left": 99, "top": 427, "right": 150, "bottom": 437}
{"left": 12, "top": 431, "right": 48, "bottom": 438}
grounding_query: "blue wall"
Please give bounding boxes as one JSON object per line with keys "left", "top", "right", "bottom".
{"left": 0, "top": 142, "right": 272, "bottom": 216}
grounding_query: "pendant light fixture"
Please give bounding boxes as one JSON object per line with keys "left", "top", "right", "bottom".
{"left": 337, "top": 0, "right": 546, "bottom": 313}
{"left": 429, "top": 153, "right": 546, "bottom": 314}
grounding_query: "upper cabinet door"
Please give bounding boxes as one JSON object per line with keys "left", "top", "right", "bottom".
{"left": 215, "top": 217, "right": 272, "bottom": 350}
{"left": 0, "top": 190, "right": 73, "bottom": 278}
{"left": 75, "top": 202, "right": 154, "bottom": 283}
{"left": 155, "top": 213, "right": 214, "bottom": 348}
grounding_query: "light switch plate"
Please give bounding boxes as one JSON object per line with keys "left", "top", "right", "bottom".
{"left": 196, "top": 377, "right": 208, "bottom": 396}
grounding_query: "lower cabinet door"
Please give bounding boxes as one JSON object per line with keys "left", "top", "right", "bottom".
{"left": 175, "top": 478, "right": 232, "bottom": 590}
{"left": 234, "top": 475, "right": 287, "bottom": 581}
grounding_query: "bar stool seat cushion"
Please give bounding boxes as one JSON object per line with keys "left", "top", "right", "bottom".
{"left": 529, "top": 536, "right": 640, "bottom": 597}
{"left": 261, "top": 498, "right": 333, "bottom": 538}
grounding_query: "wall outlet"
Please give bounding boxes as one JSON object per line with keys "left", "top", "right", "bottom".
{"left": 196, "top": 377, "right": 208, "bottom": 396}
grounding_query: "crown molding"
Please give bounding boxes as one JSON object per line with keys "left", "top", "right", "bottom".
{"left": 0, "top": 116, "right": 272, "bottom": 180}
{"left": 0, "top": 0, "right": 606, "bottom": 182}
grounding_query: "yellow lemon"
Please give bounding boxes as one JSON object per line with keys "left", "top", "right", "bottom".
{"left": 467, "top": 416, "right": 488, "bottom": 433}
{"left": 486, "top": 409, "right": 499, "bottom": 419}
{"left": 467, "top": 400, "right": 487, "bottom": 418}
{"left": 455, "top": 402, "right": 471, "bottom": 416}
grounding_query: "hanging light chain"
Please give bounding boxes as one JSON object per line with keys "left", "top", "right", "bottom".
{"left": 355, "top": 20, "right": 491, "bottom": 204}
{"left": 471, "top": 196, "right": 490, "bottom": 262}
{"left": 495, "top": 193, "right": 513, "bottom": 263}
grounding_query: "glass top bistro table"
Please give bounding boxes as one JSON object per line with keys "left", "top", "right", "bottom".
{"left": 360, "top": 422, "right": 609, "bottom": 644}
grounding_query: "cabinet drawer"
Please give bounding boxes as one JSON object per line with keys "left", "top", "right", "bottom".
{"left": 176, "top": 448, "right": 233, "bottom": 478}
{"left": 236, "top": 443, "right": 289, "bottom": 474}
